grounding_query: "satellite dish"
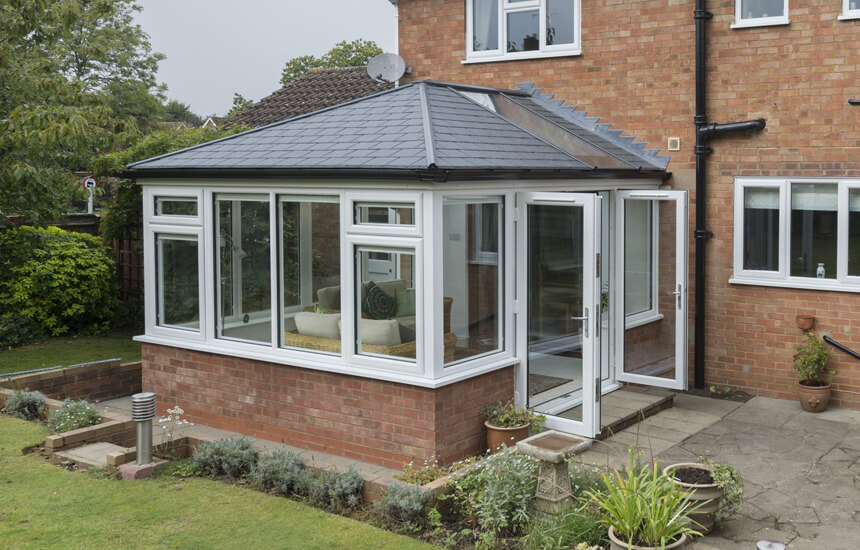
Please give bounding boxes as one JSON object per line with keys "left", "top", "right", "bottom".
{"left": 367, "top": 53, "right": 406, "bottom": 84}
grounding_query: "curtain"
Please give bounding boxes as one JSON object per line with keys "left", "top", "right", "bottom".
{"left": 473, "top": 0, "right": 498, "bottom": 51}
{"left": 791, "top": 183, "right": 837, "bottom": 212}
{"left": 744, "top": 187, "right": 779, "bottom": 209}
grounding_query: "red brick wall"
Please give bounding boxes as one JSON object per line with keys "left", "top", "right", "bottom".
{"left": 142, "top": 343, "right": 514, "bottom": 468}
{"left": 398, "top": 0, "right": 860, "bottom": 407}
{"left": 0, "top": 360, "right": 141, "bottom": 403}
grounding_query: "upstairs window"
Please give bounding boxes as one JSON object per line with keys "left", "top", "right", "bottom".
{"left": 842, "top": 0, "right": 860, "bottom": 20}
{"left": 733, "top": 0, "right": 789, "bottom": 28}
{"left": 467, "top": 0, "right": 580, "bottom": 63}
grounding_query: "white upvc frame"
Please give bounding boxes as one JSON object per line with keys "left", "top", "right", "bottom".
{"left": 623, "top": 200, "right": 663, "bottom": 329}
{"left": 615, "top": 190, "right": 688, "bottom": 391}
{"left": 464, "top": 0, "right": 581, "bottom": 64}
{"left": 839, "top": 0, "right": 860, "bottom": 20}
{"left": 346, "top": 191, "right": 423, "bottom": 238}
{"left": 145, "top": 187, "right": 203, "bottom": 226}
{"left": 731, "top": 0, "right": 789, "bottom": 28}
{"left": 731, "top": 178, "right": 860, "bottom": 292}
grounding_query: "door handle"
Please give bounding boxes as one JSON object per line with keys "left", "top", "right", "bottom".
{"left": 570, "top": 307, "right": 589, "bottom": 338}
{"left": 668, "top": 284, "right": 683, "bottom": 309}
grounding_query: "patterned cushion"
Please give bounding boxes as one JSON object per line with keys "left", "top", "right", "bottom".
{"left": 363, "top": 281, "right": 396, "bottom": 319}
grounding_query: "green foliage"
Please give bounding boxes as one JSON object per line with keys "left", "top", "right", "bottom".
{"left": 227, "top": 92, "right": 254, "bottom": 117}
{"left": 375, "top": 483, "right": 432, "bottom": 532}
{"left": 163, "top": 99, "right": 203, "bottom": 127}
{"left": 47, "top": 398, "right": 101, "bottom": 433}
{"left": 191, "top": 437, "right": 257, "bottom": 480}
{"left": 251, "top": 449, "right": 307, "bottom": 494}
{"left": 793, "top": 332, "right": 835, "bottom": 386}
{"left": 4, "top": 389, "right": 47, "bottom": 421}
{"left": 704, "top": 459, "right": 744, "bottom": 522}
{"left": 0, "top": 314, "right": 47, "bottom": 349}
{"left": 447, "top": 445, "right": 539, "bottom": 541}
{"left": 0, "top": 226, "right": 117, "bottom": 336}
{"left": 308, "top": 466, "right": 364, "bottom": 512}
{"left": 479, "top": 401, "right": 546, "bottom": 429}
{"left": 394, "top": 455, "right": 479, "bottom": 486}
{"left": 589, "top": 448, "right": 702, "bottom": 548}
{"left": 522, "top": 509, "right": 607, "bottom": 550}
{"left": 280, "top": 38, "right": 383, "bottom": 85}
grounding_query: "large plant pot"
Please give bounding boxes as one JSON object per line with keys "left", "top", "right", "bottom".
{"left": 663, "top": 462, "right": 724, "bottom": 534}
{"left": 797, "top": 381, "right": 831, "bottom": 413}
{"left": 485, "top": 421, "right": 530, "bottom": 453}
{"left": 608, "top": 526, "right": 687, "bottom": 550}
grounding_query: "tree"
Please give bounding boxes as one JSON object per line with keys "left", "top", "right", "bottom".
{"left": 280, "top": 39, "right": 383, "bottom": 86}
{"left": 226, "top": 93, "right": 254, "bottom": 117}
{"left": 163, "top": 99, "right": 203, "bottom": 127}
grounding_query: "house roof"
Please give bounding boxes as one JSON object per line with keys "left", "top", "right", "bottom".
{"left": 227, "top": 66, "right": 393, "bottom": 128}
{"left": 127, "top": 80, "right": 670, "bottom": 181}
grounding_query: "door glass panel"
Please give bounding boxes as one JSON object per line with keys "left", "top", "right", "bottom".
{"left": 623, "top": 199, "right": 677, "bottom": 379}
{"left": 527, "top": 204, "right": 583, "bottom": 423}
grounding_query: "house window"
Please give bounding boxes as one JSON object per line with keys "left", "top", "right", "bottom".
{"left": 842, "top": 0, "right": 860, "bottom": 19}
{"left": 467, "top": 0, "right": 580, "bottom": 63}
{"left": 355, "top": 203, "right": 414, "bottom": 226}
{"left": 155, "top": 197, "right": 197, "bottom": 217}
{"left": 733, "top": 0, "right": 789, "bottom": 28}
{"left": 732, "top": 178, "right": 860, "bottom": 291}
{"left": 155, "top": 234, "right": 199, "bottom": 331}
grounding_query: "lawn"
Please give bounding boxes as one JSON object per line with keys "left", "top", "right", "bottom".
{"left": 0, "top": 329, "right": 142, "bottom": 376}
{"left": 0, "top": 415, "right": 430, "bottom": 549}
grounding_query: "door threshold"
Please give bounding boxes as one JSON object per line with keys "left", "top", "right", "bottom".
{"left": 595, "top": 386, "right": 674, "bottom": 440}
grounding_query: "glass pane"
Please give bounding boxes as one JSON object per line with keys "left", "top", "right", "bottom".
{"left": 473, "top": 0, "right": 499, "bottom": 51}
{"left": 624, "top": 199, "right": 677, "bottom": 380}
{"left": 354, "top": 203, "right": 414, "bottom": 226}
{"left": 546, "top": 0, "right": 575, "bottom": 45}
{"left": 527, "top": 204, "right": 583, "bottom": 423}
{"left": 741, "top": 0, "right": 784, "bottom": 19}
{"left": 281, "top": 199, "right": 341, "bottom": 353}
{"left": 356, "top": 247, "right": 416, "bottom": 361}
{"left": 216, "top": 196, "right": 271, "bottom": 344}
{"left": 156, "top": 235, "right": 199, "bottom": 330}
{"left": 443, "top": 198, "right": 503, "bottom": 366}
{"left": 850, "top": 189, "right": 860, "bottom": 277}
{"left": 790, "top": 183, "right": 837, "bottom": 279}
{"left": 743, "top": 187, "right": 780, "bottom": 271}
{"left": 507, "top": 10, "right": 539, "bottom": 52}
{"left": 155, "top": 197, "right": 197, "bottom": 217}
{"left": 624, "top": 200, "right": 652, "bottom": 316}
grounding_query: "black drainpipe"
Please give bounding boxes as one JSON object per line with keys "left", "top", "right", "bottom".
{"left": 693, "top": 0, "right": 766, "bottom": 389}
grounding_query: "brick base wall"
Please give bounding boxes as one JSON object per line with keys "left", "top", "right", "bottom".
{"left": 0, "top": 360, "right": 141, "bottom": 403}
{"left": 142, "top": 344, "right": 514, "bottom": 469}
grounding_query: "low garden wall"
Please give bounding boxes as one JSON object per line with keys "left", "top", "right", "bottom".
{"left": 0, "top": 359, "right": 141, "bottom": 403}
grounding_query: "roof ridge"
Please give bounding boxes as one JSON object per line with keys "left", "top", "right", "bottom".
{"left": 417, "top": 82, "right": 436, "bottom": 168}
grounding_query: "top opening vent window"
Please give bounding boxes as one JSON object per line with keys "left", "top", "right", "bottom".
{"left": 355, "top": 203, "right": 415, "bottom": 226}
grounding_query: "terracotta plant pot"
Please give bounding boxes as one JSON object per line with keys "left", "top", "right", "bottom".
{"left": 797, "top": 381, "right": 831, "bottom": 413}
{"left": 608, "top": 526, "right": 687, "bottom": 550}
{"left": 663, "top": 462, "right": 724, "bottom": 534}
{"left": 795, "top": 313, "right": 815, "bottom": 331}
{"left": 485, "top": 421, "right": 530, "bottom": 453}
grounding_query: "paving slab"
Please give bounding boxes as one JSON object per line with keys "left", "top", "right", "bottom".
{"left": 55, "top": 442, "right": 127, "bottom": 468}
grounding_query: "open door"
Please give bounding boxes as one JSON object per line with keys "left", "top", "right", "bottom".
{"left": 615, "top": 190, "right": 688, "bottom": 390}
{"left": 517, "top": 192, "right": 602, "bottom": 438}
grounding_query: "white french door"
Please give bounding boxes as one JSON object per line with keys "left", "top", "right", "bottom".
{"left": 615, "top": 190, "right": 688, "bottom": 390}
{"left": 516, "top": 192, "right": 602, "bottom": 438}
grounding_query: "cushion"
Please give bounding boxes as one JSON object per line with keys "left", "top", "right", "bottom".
{"left": 360, "top": 279, "right": 407, "bottom": 302}
{"left": 317, "top": 285, "right": 341, "bottom": 312}
{"left": 294, "top": 312, "right": 341, "bottom": 340}
{"left": 394, "top": 288, "right": 416, "bottom": 317}
{"left": 358, "top": 318, "right": 401, "bottom": 346}
{"left": 363, "top": 281, "right": 396, "bottom": 320}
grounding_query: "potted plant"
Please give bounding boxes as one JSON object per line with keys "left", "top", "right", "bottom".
{"left": 479, "top": 402, "right": 545, "bottom": 452}
{"left": 663, "top": 459, "right": 743, "bottom": 534}
{"left": 793, "top": 332, "right": 835, "bottom": 413}
{"left": 590, "top": 448, "right": 702, "bottom": 549}
{"left": 795, "top": 313, "right": 815, "bottom": 331}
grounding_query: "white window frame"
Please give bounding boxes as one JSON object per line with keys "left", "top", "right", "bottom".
{"left": 464, "top": 0, "right": 581, "bottom": 64}
{"left": 346, "top": 191, "right": 422, "bottom": 237}
{"left": 732, "top": 0, "right": 789, "bottom": 29}
{"left": 149, "top": 188, "right": 203, "bottom": 226}
{"left": 731, "top": 177, "right": 860, "bottom": 292}
{"left": 840, "top": 0, "right": 860, "bottom": 20}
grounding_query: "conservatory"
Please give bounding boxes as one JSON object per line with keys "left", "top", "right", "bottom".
{"left": 129, "top": 81, "right": 688, "bottom": 466}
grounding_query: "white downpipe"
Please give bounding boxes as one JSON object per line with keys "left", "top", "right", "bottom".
{"left": 390, "top": 0, "right": 400, "bottom": 86}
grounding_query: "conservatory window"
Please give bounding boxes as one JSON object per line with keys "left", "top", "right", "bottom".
{"left": 733, "top": 0, "right": 789, "bottom": 28}
{"left": 443, "top": 198, "right": 504, "bottom": 365}
{"left": 355, "top": 203, "right": 414, "bottom": 226}
{"left": 155, "top": 197, "right": 197, "bottom": 217}
{"left": 155, "top": 234, "right": 199, "bottom": 331}
{"left": 215, "top": 195, "right": 272, "bottom": 344}
{"left": 280, "top": 197, "right": 342, "bottom": 353}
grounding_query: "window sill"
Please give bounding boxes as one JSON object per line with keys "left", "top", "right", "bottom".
{"left": 838, "top": 13, "right": 860, "bottom": 20}
{"left": 730, "top": 18, "right": 790, "bottom": 29}
{"left": 729, "top": 277, "right": 860, "bottom": 294}
{"left": 462, "top": 49, "right": 582, "bottom": 65}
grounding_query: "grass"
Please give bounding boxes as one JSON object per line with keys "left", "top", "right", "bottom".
{"left": 0, "top": 414, "right": 430, "bottom": 549}
{"left": 0, "top": 329, "right": 142, "bottom": 375}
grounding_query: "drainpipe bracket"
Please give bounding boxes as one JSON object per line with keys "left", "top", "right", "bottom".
{"left": 694, "top": 229, "right": 714, "bottom": 240}
{"left": 694, "top": 144, "right": 713, "bottom": 155}
{"left": 694, "top": 9, "right": 713, "bottom": 20}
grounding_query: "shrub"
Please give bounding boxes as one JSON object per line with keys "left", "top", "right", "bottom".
{"left": 0, "top": 314, "right": 46, "bottom": 349}
{"left": 479, "top": 401, "right": 546, "bottom": 429}
{"left": 0, "top": 226, "right": 117, "bottom": 336}
{"left": 5, "top": 389, "right": 47, "bottom": 420}
{"left": 251, "top": 449, "right": 306, "bottom": 494}
{"left": 47, "top": 399, "right": 101, "bottom": 433}
{"left": 375, "top": 483, "right": 432, "bottom": 532}
{"left": 793, "top": 332, "right": 834, "bottom": 386}
{"left": 192, "top": 437, "right": 257, "bottom": 480}
{"left": 308, "top": 466, "right": 364, "bottom": 512}
{"left": 522, "top": 508, "right": 608, "bottom": 550}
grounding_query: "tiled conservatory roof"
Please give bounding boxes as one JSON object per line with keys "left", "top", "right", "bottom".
{"left": 126, "top": 80, "right": 669, "bottom": 179}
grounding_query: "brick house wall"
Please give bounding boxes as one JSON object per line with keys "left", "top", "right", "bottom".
{"left": 398, "top": 0, "right": 860, "bottom": 407}
{"left": 143, "top": 343, "right": 513, "bottom": 468}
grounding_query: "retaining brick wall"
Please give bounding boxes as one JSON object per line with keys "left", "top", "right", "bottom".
{"left": 142, "top": 343, "right": 514, "bottom": 469}
{"left": 398, "top": 0, "right": 860, "bottom": 408}
{"left": 0, "top": 360, "right": 141, "bottom": 403}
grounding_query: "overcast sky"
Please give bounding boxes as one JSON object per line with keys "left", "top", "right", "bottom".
{"left": 134, "top": 1, "right": 397, "bottom": 117}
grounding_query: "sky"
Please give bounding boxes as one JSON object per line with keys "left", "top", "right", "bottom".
{"left": 133, "top": 1, "right": 397, "bottom": 117}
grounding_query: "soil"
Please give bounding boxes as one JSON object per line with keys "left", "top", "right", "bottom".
{"left": 679, "top": 387, "right": 755, "bottom": 403}
{"left": 673, "top": 466, "right": 714, "bottom": 485}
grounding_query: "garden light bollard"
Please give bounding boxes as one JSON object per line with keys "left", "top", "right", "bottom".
{"left": 131, "top": 392, "right": 156, "bottom": 466}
